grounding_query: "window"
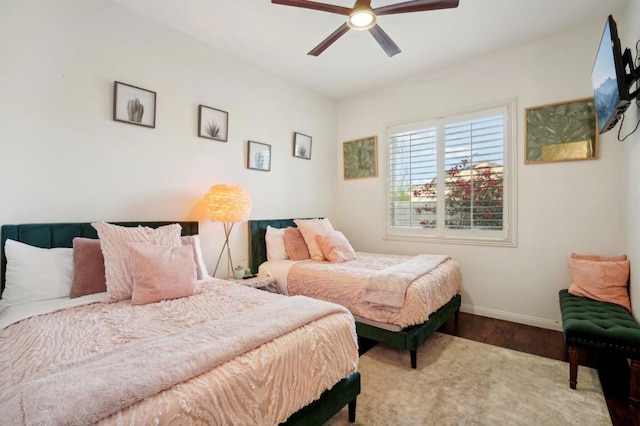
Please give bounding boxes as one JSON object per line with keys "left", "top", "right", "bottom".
{"left": 387, "top": 100, "right": 516, "bottom": 246}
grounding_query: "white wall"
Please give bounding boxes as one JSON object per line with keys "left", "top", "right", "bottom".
{"left": 0, "top": 0, "right": 337, "bottom": 276}
{"left": 622, "top": 1, "right": 640, "bottom": 319}
{"left": 336, "top": 22, "right": 628, "bottom": 330}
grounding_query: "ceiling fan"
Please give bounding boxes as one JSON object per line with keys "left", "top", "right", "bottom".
{"left": 271, "top": 0, "right": 459, "bottom": 57}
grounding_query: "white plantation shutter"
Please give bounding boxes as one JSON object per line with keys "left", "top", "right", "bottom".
{"left": 443, "top": 112, "right": 504, "bottom": 230}
{"left": 389, "top": 124, "right": 438, "bottom": 229}
{"left": 387, "top": 102, "right": 516, "bottom": 246}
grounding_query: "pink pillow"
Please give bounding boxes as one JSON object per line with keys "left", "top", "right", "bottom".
{"left": 128, "top": 242, "right": 197, "bottom": 305}
{"left": 70, "top": 238, "right": 106, "bottom": 298}
{"left": 294, "top": 218, "right": 335, "bottom": 261}
{"left": 316, "top": 232, "right": 357, "bottom": 263}
{"left": 92, "top": 222, "right": 183, "bottom": 303}
{"left": 570, "top": 253, "right": 627, "bottom": 261}
{"left": 568, "top": 257, "right": 631, "bottom": 311}
{"left": 283, "top": 227, "right": 310, "bottom": 261}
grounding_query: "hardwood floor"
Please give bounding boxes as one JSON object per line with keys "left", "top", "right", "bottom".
{"left": 437, "top": 312, "right": 639, "bottom": 426}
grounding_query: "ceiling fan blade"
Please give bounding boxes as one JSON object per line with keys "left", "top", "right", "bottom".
{"left": 308, "top": 23, "right": 351, "bottom": 56}
{"left": 369, "top": 24, "right": 401, "bottom": 57}
{"left": 271, "top": 0, "right": 352, "bottom": 15}
{"left": 353, "top": 0, "right": 372, "bottom": 8}
{"left": 374, "top": 0, "right": 459, "bottom": 16}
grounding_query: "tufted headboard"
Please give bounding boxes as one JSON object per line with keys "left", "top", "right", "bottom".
{"left": 0, "top": 221, "right": 199, "bottom": 295}
{"left": 248, "top": 218, "right": 322, "bottom": 274}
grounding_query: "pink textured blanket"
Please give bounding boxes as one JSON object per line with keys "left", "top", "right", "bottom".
{"left": 286, "top": 252, "right": 462, "bottom": 328}
{"left": 1, "top": 291, "right": 348, "bottom": 425}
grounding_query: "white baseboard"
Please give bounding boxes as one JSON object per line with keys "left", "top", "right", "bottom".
{"left": 460, "top": 303, "right": 563, "bottom": 332}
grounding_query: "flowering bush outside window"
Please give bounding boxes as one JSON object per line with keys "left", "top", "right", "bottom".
{"left": 412, "top": 158, "right": 503, "bottom": 230}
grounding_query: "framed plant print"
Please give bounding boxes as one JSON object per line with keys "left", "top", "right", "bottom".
{"left": 247, "top": 141, "right": 271, "bottom": 171}
{"left": 343, "top": 136, "right": 378, "bottom": 179}
{"left": 198, "top": 105, "right": 228, "bottom": 142}
{"left": 293, "top": 132, "right": 312, "bottom": 159}
{"left": 113, "top": 81, "right": 156, "bottom": 128}
{"left": 525, "top": 97, "right": 598, "bottom": 164}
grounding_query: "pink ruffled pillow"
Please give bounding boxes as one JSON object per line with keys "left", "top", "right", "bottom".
{"left": 283, "top": 227, "right": 310, "bottom": 261}
{"left": 92, "top": 222, "right": 183, "bottom": 303}
{"left": 316, "top": 232, "right": 357, "bottom": 263}
{"left": 70, "top": 238, "right": 106, "bottom": 298}
{"left": 568, "top": 255, "right": 631, "bottom": 311}
{"left": 128, "top": 242, "right": 198, "bottom": 305}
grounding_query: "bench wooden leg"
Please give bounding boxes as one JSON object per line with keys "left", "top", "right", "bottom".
{"left": 630, "top": 360, "right": 640, "bottom": 406}
{"left": 568, "top": 346, "right": 579, "bottom": 390}
{"left": 410, "top": 350, "right": 417, "bottom": 369}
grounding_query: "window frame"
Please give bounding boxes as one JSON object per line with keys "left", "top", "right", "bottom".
{"left": 385, "top": 99, "right": 517, "bottom": 247}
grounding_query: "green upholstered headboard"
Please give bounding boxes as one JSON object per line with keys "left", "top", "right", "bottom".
{"left": 0, "top": 221, "right": 199, "bottom": 295}
{"left": 248, "top": 218, "right": 319, "bottom": 274}
{"left": 249, "top": 219, "right": 296, "bottom": 274}
{"left": 248, "top": 219, "right": 298, "bottom": 275}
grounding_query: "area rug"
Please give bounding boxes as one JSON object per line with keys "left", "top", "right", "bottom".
{"left": 325, "top": 333, "right": 611, "bottom": 425}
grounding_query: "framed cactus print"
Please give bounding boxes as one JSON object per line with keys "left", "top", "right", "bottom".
{"left": 198, "top": 105, "right": 228, "bottom": 142}
{"left": 525, "top": 97, "right": 598, "bottom": 164}
{"left": 343, "top": 136, "right": 378, "bottom": 180}
{"left": 113, "top": 81, "right": 156, "bottom": 128}
{"left": 247, "top": 141, "right": 271, "bottom": 171}
{"left": 293, "top": 132, "right": 312, "bottom": 159}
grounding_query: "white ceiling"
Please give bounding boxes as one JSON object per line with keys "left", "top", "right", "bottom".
{"left": 109, "top": 0, "right": 628, "bottom": 100}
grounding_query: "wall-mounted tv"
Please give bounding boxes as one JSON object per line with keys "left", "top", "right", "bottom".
{"left": 591, "top": 15, "right": 631, "bottom": 133}
{"left": 592, "top": 15, "right": 631, "bottom": 134}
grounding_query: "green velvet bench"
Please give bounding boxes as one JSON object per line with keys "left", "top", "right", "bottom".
{"left": 559, "top": 289, "right": 640, "bottom": 406}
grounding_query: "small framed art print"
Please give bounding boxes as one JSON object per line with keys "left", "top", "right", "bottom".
{"left": 113, "top": 81, "right": 156, "bottom": 128}
{"left": 247, "top": 141, "right": 271, "bottom": 171}
{"left": 198, "top": 105, "right": 229, "bottom": 142}
{"left": 293, "top": 132, "right": 312, "bottom": 159}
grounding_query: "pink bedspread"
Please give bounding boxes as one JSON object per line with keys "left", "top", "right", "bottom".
{"left": 0, "top": 280, "right": 358, "bottom": 425}
{"left": 287, "top": 252, "right": 462, "bottom": 328}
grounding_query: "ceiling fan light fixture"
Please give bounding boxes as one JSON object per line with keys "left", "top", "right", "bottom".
{"left": 348, "top": 9, "right": 376, "bottom": 30}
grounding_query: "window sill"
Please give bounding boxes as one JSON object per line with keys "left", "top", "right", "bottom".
{"left": 384, "top": 232, "right": 517, "bottom": 248}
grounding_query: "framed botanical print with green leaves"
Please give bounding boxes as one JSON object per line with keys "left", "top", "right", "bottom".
{"left": 343, "top": 136, "right": 378, "bottom": 180}
{"left": 525, "top": 97, "right": 598, "bottom": 164}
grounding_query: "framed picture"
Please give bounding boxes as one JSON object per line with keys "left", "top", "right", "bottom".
{"left": 293, "top": 132, "right": 312, "bottom": 159}
{"left": 343, "top": 136, "right": 378, "bottom": 180}
{"left": 113, "top": 81, "right": 156, "bottom": 128}
{"left": 247, "top": 141, "right": 271, "bottom": 171}
{"left": 525, "top": 97, "right": 598, "bottom": 164}
{"left": 198, "top": 105, "right": 228, "bottom": 142}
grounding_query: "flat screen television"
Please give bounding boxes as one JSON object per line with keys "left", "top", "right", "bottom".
{"left": 592, "top": 15, "right": 631, "bottom": 134}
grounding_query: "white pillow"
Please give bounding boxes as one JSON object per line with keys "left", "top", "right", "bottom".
{"left": 181, "top": 235, "right": 209, "bottom": 279}
{"left": 293, "top": 218, "right": 335, "bottom": 261}
{"left": 265, "top": 226, "right": 289, "bottom": 261}
{"left": 92, "top": 222, "right": 182, "bottom": 303}
{"left": 1, "top": 239, "right": 73, "bottom": 311}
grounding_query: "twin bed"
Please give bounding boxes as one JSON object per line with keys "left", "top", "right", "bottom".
{"left": 248, "top": 218, "right": 463, "bottom": 369}
{"left": 0, "top": 221, "right": 360, "bottom": 425}
{"left": 0, "top": 218, "right": 462, "bottom": 424}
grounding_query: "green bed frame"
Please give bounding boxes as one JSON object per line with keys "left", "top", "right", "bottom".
{"left": 248, "top": 219, "right": 461, "bottom": 369}
{"left": 0, "top": 221, "right": 360, "bottom": 425}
